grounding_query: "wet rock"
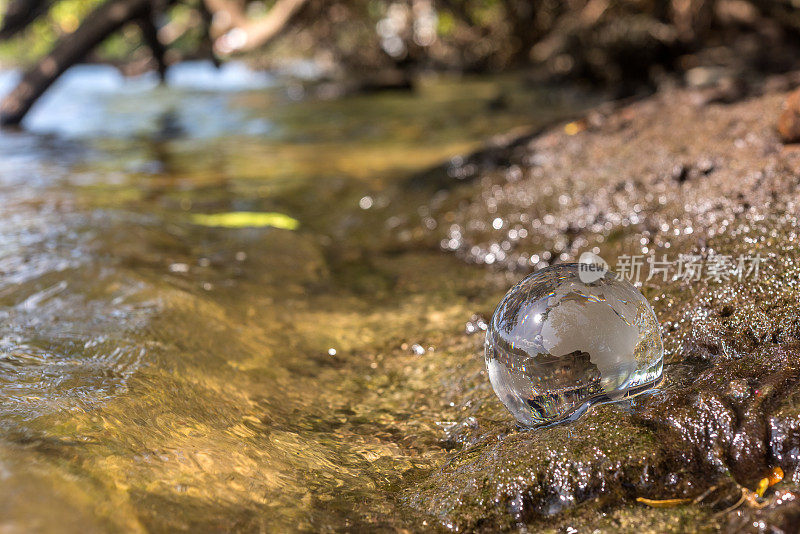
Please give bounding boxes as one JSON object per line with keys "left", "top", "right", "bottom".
{"left": 399, "top": 81, "right": 800, "bottom": 531}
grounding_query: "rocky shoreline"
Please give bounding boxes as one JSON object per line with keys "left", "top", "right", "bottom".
{"left": 401, "top": 80, "right": 800, "bottom": 532}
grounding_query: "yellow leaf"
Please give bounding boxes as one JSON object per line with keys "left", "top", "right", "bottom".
{"left": 564, "top": 121, "right": 585, "bottom": 135}
{"left": 769, "top": 467, "right": 785, "bottom": 487}
{"left": 636, "top": 497, "right": 692, "bottom": 508}
{"left": 755, "top": 477, "right": 769, "bottom": 498}
{"left": 190, "top": 212, "right": 299, "bottom": 230}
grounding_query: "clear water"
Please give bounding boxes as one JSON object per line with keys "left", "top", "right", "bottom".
{"left": 0, "top": 62, "right": 597, "bottom": 531}
{"left": 485, "top": 264, "right": 663, "bottom": 427}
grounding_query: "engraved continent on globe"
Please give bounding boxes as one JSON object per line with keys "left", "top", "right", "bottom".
{"left": 485, "top": 263, "right": 663, "bottom": 427}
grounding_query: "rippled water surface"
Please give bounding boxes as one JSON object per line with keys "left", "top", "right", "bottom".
{"left": 0, "top": 63, "right": 589, "bottom": 531}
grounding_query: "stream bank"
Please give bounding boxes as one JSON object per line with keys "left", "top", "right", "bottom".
{"left": 398, "top": 78, "right": 800, "bottom": 532}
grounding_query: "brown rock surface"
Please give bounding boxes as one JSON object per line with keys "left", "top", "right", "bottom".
{"left": 400, "top": 84, "right": 800, "bottom": 532}
{"left": 779, "top": 87, "right": 800, "bottom": 143}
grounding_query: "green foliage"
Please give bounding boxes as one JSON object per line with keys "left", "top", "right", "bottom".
{"left": 0, "top": 0, "right": 204, "bottom": 66}
{"left": 436, "top": 11, "right": 455, "bottom": 36}
{"left": 0, "top": 0, "right": 103, "bottom": 63}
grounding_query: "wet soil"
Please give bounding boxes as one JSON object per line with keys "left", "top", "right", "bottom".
{"left": 397, "top": 83, "right": 800, "bottom": 532}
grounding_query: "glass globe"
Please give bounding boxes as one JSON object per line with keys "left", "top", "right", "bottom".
{"left": 485, "top": 263, "right": 663, "bottom": 427}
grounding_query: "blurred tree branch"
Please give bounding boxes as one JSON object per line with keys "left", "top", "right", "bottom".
{"left": 0, "top": 0, "right": 52, "bottom": 40}
{"left": 204, "top": 0, "right": 310, "bottom": 54}
{"left": 2, "top": 0, "right": 800, "bottom": 126}
{"left": 136, "top": 5, "right": 168, "bottom": 80}
{"left": 0, "top": 0, "right": 170, "bottom": 125}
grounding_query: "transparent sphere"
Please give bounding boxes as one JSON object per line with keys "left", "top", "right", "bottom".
{"left": 485, "top": 263, "right": 663, "bottom": 427}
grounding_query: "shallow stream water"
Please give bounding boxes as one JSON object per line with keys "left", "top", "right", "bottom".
{"left": 0, "top": 62, "right": 591, "bottom": 531}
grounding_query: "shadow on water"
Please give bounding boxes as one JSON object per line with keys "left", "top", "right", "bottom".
{"left": 0, "top": 61, "right": 596, "bottom": 531}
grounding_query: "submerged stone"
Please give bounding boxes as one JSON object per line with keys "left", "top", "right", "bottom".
{"left": 485, "top": 263, "right": 663, "bottom": 427}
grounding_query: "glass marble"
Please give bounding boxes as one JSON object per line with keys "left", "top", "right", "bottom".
{"left": 485, "top": 263, "right": 663, "bottom": 427}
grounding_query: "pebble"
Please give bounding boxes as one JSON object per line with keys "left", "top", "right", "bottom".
{"left": 778, "top": 88, "right": 800, "bottom": 143}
